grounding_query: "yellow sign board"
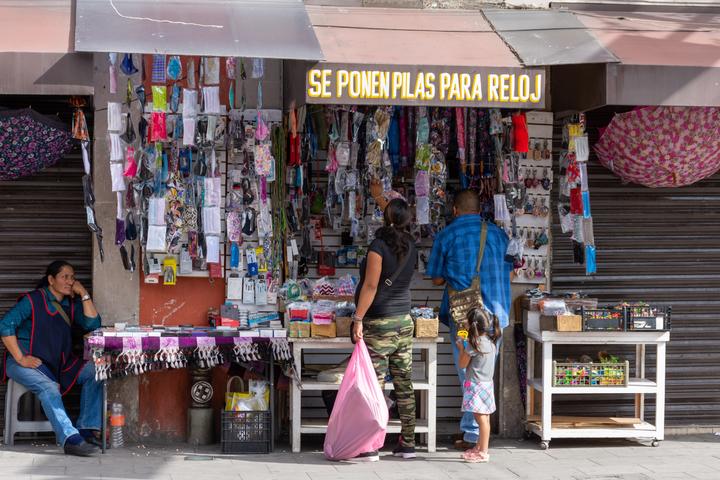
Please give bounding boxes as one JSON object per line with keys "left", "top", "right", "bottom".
{"left": 305, "top": 64, "right": 546, "bottom": 108}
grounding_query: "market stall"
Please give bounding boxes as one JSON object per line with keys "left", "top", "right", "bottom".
{"left": 80, "top": 4, "right": 557, "bottom": 452}
{"left": 277, "top": 5, "right": 555, "bottom": 445}
{"left": 88, "top": 49, "right": 304, "bottom": 451}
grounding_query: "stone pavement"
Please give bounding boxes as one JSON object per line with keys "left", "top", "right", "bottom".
{"left": 0, "top": 435, "right": 718, "bottom": 480}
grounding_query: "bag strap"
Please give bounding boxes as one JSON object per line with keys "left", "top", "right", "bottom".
{"left": 227, "top": 375, "right": 246, "bottom": 393}
{"left": 475, "top": 222, "right": 489, "bottom": 277}
{"left": 51, "top": 301, "right": 73, "bottom": 328}
{"left": 385, "top": 241, "right": 413, "bottom": 287}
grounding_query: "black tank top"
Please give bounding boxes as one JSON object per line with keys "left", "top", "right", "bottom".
{"left": 355, "top": 238, "right": 416, "bottom": 319}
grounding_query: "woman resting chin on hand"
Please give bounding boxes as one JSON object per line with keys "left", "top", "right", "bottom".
{"left": 0, "top": 260, "right": 103, "bottom": 456}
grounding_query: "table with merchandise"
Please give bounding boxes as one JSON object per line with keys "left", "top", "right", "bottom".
{"left": 283, "top": 295, "right": 443, "bottom": 453}
{"left": 84, "top": 326, "right": 290, "bottom": 453}
{"left": 523, "top": 303, "right": 671, "bottom": 449}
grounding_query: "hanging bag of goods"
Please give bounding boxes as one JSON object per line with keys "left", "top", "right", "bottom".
{"left": 448, "top": 222, "right": 496, "bottom": 327}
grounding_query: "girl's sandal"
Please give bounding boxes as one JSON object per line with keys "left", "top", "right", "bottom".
{"left": 462, "top": 448, "right": 490, "bottom": 463}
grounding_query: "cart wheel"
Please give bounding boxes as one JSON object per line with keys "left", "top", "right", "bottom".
{"left": 651, "top": 439, "right": 660, "bottom": 447}
{"left": 540, "top": 441, "right": 550, "bottom": 450}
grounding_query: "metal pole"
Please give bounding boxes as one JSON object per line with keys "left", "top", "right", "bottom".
{"left": 101, "top": 379, "right": 107, "bottom": 453}
{"left": 269, "top": 347, "right": 275, "bottom": 453}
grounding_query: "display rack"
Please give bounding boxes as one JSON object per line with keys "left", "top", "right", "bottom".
{"left": 289, "top": 337, "right": 442, "bottom": 453}
{"left": 524, "top": 327, "right": 669, "bottom": 449}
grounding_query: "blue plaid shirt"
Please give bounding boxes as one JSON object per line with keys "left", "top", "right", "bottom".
{"left": 426, "top": 214, "right": 512, "bottom": 329}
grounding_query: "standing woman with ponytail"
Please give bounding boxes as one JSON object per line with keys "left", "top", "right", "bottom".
{"left": 352, "top": 198, "right": 417, "bottom": 461}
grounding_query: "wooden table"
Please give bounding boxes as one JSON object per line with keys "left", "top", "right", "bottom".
{"left": 525, "top": 328, "right": 670, "bottom": 449}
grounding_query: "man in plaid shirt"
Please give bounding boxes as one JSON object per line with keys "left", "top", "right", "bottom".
{"left": 426, "top": 190, "right": 512, "bottom": 449}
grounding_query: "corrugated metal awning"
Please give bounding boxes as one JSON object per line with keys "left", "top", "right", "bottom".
{"left": 74, "top": 0, "right": 323, "bottom": 60}
{"left": 552, "top": 9, "right": 720, "bottom": 109}
{"left": 0, "top": 1, "right": 73, "bottom": 53}
{"left": 481, "top": 8, "right": 619, "bottom": 66}
{"left": 574, "top": 10, "right": 720, "bottom": 68}
{"left": 307, "top": 5, "right": 522, "bottom": 67}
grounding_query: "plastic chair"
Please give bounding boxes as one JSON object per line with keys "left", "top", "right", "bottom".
{"left": 3, "top": 379, "right": 54, "bottom": 445}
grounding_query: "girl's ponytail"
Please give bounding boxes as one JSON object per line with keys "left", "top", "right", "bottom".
{"left": 465, "top": 308, "right": 501, "bottom": 352}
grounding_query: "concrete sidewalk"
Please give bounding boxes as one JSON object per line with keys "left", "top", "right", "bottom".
{"left": 0, "top": 435, "right": 717, "bottom": 480}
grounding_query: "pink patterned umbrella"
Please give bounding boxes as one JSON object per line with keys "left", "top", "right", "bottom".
{"left": 595, "top": 107, "right": 720, "bottom": 188}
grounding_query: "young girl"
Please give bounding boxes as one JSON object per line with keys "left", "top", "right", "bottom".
{"left": 455, "top": 307, "right": 501, "bottom": 463}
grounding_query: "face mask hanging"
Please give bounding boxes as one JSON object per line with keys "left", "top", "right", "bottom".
{"left": 167, "top": 56, "right": 182, "bottom": 81}
{"left": 108, "top": 53, "right": 118, "bottom": 94}
{"left": 120, "top": 53, "right": 138, "bottom": 76}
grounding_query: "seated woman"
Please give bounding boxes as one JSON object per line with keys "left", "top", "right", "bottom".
{"left": 1, "top": 260, "right": 102, "bottom": 456}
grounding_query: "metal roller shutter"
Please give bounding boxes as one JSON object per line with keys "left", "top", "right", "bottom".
{"left": 550, "top": 108, "right": 720, "bottom": 427}
{"left": 0, "top": 95, "right": 93, "bottom": 438}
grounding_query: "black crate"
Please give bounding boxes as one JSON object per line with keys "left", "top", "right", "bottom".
{"left": 625, "top": 305, "right": 672, "bottom": 331}
{"left": 580, "top": 307, "right": 625, "bottom": 331}
{"left": 221, "top": 410, "right": 271, "bottom": 454}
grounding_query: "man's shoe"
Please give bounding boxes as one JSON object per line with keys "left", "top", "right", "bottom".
{"left": 64, "top": 440, "right": 99, "bottom": 457}
{"left": 392, "top": 444, "right": 416, "bottom": 459}
{"left": 79, "top": 429, "right": 103, "bottom": 448}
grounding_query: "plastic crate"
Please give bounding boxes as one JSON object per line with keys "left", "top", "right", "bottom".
{"left": 625, "top": 305, "right": 672, "bottom": 331}
{"left": 553, "top": 360, "right": 629, "bottom": 387}
{"left": 580, "top": 307, "right": 625, "bottom": 331}
{"left": 221, "top": 410, "right": 271, "bottom": 454}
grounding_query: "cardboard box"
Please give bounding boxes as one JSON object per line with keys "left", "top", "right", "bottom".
{"left": 311, "top": 322, "right": 337, "bottom": 338}
{"left": 288, "top": 322, "right": 311, "bottom": 338}
{"left": 336, "top": 317, "right": 353, "bottom": 337}
{"left": 540, "top": 314, "right": 582, "bottom": 332}
{"left": 415, "top": 317, "right": 439, "bottom": 338}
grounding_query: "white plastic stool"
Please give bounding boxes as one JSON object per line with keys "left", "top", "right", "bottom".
{"left": 3, "top": 379, "right": 54, "bottom": 445}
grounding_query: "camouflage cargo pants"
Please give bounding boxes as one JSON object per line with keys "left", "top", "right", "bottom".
{"left": 363, "top": 314, "right": 416, "bottom": 447}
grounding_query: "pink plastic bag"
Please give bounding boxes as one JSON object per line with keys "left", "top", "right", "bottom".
{"left": 323, "top": 339, "right": 388, "bottom": 461}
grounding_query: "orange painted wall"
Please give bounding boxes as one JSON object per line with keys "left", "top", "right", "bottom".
{"left": 138, "top": 276, "right": 225, "bottom": 442}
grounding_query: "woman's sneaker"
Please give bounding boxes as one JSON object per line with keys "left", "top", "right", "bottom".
{"left": 392, "top": 444, "right": 416, "bottom": 459}
{"left": 348, "top": 450, "right": 379, "bottom": 462}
